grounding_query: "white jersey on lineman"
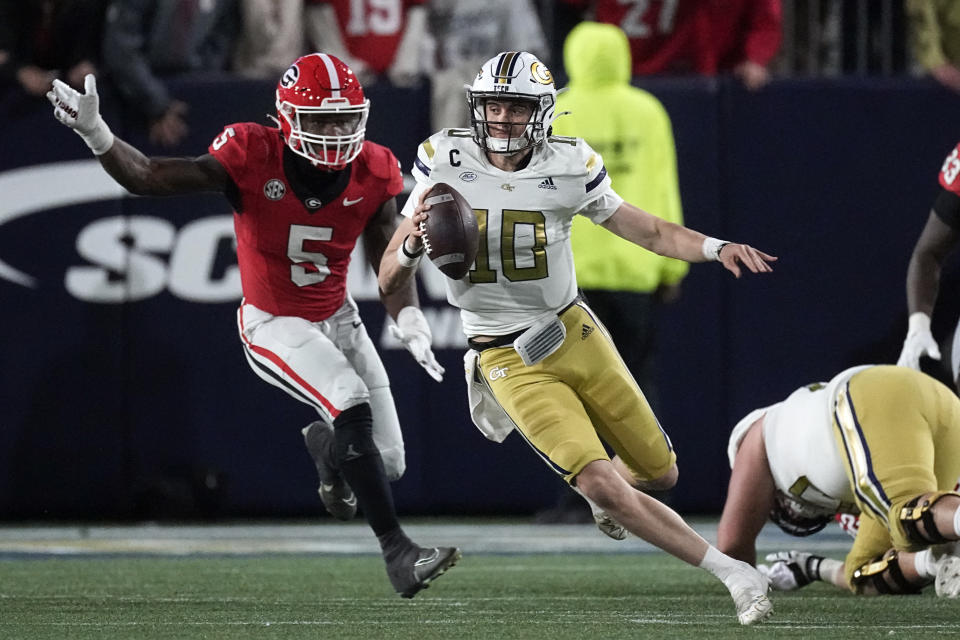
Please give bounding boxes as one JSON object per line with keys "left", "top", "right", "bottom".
{"left": 401, "top": 128, "right": 624, "bottom": 336}
{"left": 728, "top": 368, "right": 876, "bottom": 516}
{"left": 761, "top": 381, "right": 856, "bottom": 515}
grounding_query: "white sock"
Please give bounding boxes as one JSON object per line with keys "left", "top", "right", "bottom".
{"left": 698, "top": 545, "right": 740, "bottom": 579}
{"left": 913, "top": 549, "right": 937, "bottom": 580}
{"left": 818, "top": 558, "right": 845, "bottom": 585}
{"left": 954, "top": 504, "right": 960, "bottom": 538}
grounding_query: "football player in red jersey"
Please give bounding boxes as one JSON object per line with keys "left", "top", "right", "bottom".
{"left": 899, "top": 141, "right": 960, "bottom": 392}
{"left": 47, "top": 53, "right": 459, "bottom": 598}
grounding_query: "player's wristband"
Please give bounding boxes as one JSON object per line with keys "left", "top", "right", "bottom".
{"left": 396, "top": 235, "right": 424, "bottom": 268}
{"left": 79, "top": 117, "right": 115, "bottom": 156}
{"left": 702, "top": 237, "right": 730, "bottom": 261}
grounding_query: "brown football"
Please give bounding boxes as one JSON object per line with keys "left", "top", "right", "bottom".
{"left": 419, "top": 182, "right": 479, "bottom": 280}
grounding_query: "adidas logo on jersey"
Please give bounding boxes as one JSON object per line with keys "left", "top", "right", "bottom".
{"left": 538, "top": 177, "right": 558, "bottom": 190}
{"left": 581, "top": 324, "right": 594, "bottom": 340}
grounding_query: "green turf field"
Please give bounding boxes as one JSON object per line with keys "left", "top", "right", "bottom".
{"left": 1, "top": 552, "right": 958, "bottom": 639}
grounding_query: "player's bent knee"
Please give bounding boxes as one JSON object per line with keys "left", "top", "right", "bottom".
{"left": 898, "top": 491, "right": 960, "bottom": 545}
{"left": 851, "top": 549, "right": 923, "bottom": 595}
{"left": 574, "top": 461, "right": 625, "bottom": 509}
{"left": 332, "top": 403, "right": 380, "bottom": 465}
{"left": 645, "top": 464, "right": 678, "bottom": 491}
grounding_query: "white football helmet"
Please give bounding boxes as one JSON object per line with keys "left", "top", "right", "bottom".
{"left": 466, "top": 51, "right": 558, "bottom": 154}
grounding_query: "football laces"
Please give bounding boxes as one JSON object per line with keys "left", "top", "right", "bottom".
{"left": 418, "top": 220, "right": 433, "bottom": 254}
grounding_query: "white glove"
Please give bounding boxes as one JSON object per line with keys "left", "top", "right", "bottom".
{"left": 46, "top": 73, "right": 114, "bottom": 155}
{"left": 390, "top": 307, "right": 444, "bottom": 382}
{"left": 759, "top": 551, "right": 824, "bottom": 591}
{"left": 897, "top": 312, "right": 941, "bottom": 369}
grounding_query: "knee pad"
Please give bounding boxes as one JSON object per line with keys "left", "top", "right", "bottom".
{"left": 851, "top": 549, "right": 922, "bottom": 595}
{"left": 899, "top": 491, "right": 960, "bottom": 545}
{"left": 332, "top": 403, "right": 380, "bottom": 465}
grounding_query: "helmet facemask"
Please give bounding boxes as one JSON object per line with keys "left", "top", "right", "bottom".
{"left": 277, "top": 98, "right": 369, "bottom": 169}
{"left": 466, "top": 51, "right": 558, "bottom": 155}
{"left": 769, "top": 490, "right": 833, "bottom": 537}
{"left": 468, "top": 92, "right": 554, "bottom": 155}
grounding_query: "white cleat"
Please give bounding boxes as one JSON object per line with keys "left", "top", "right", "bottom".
{"left": 935, "top": 556, "right": 960, "bottom": 598}
{"left": 593, "top": 511, "right": 627, "bottom": 541}
{"left": 723, "top": 562, "right": 773, "bottom": 625}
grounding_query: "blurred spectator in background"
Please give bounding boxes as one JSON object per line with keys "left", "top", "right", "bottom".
{"left": 232, "top": 0, "right": 307, "bottom": 78}
{"left": 537, "top": 22, "right": 687, "bottom": 523}
{"left": 780, "top": 1, "right": 906, "bottom": 78}
{"left": 101, "top": 0, "right": 241, "bottom": 149}
{"left": 0, "top": 1, "right": 107, "bottom": 101}
{"left": 425, "top": 0, "right": 548, "bottom": 129}
{"left": 906, "top": 0, "right": 960, "bottom": 93}
{"left": 305, "top": 0, "right": 427, "bottom": 88}
{"left": 562, "top": 0, "right": 783, "bottom": 90}
{"left": 554, "top": 21, "right": 687, "bottom": 424}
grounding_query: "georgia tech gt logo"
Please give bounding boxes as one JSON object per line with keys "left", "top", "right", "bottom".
{"left": 489, "top": 366, "right": 509, "bottom": 381}
{"left": 530, "top": 62, "right": 553, "bottom": 86}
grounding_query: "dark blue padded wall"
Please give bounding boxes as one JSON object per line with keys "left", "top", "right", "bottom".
{"left": 1, "top": 75, "right": 958, "bottom": 518}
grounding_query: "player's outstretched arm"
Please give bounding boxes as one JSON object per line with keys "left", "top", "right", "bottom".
{"left": 601, "top": 202, "right": 777, "bottom": 277}
{"left": 48, "top": 73, "right": 228, "bottom": 196}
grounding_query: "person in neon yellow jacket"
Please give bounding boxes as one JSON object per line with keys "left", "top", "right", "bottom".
{"left": 552, "top": 20, "right": 688, "bottom": 414}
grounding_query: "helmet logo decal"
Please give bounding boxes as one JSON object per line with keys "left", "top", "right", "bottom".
{"left": 494, "top": 51, "right": 521, "bottom": 84}
{"left": 530, "top": 62, "right": 553, "bottom": 86}
{"left": 280, "top": 65, "right": 299, "bottom": 89}
{"left": 264, "top": 179, "right": 286, "bottom": 201}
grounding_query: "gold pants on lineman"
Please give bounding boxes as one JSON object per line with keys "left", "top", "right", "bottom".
{"left": 477, "top": 302, "right": 676, "bottom": 484}
{"left": 833, "top": 365, "right": 960, "bottom": 587}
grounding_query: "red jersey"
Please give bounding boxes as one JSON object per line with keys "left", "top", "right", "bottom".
{"left": 575, "top": 0, "right": 782, "bottom": 75}
{"left": 209, "top": 122, "right": 403, "bottom": 321}
{"left": 310, "top": 0, "right": 426, "bottom": 74}
{"left": 939, "top": 142, "right": 960, "bottom": 195}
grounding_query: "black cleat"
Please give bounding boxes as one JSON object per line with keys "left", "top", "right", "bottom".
{"left": 387, "top": 546, "right": 461, "bottom": 598}
{"left": 301, "top": 421, "right": 357, "bottom": 521}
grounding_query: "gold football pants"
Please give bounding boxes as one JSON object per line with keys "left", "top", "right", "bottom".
{"left": 833, "top": 365, "right": 960, "bottom": 587}
{"left": 477, "top": 302, "right": 676, "bottom": 484}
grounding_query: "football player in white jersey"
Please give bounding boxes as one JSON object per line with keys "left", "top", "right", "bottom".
{"left": 719, "top": 365, "right": 960, "bottom": 597}
{"left": 379, "top": 51, "right": 778, "bottom": 625}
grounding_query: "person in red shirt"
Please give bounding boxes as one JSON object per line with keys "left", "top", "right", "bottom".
{"left": 305, "top": 0, "right": 427, "bottom": 87}
{"left": 564, "top": 0, "right": 782, "bottom": 89}
{"left": 46, "top": 53, "right": 459, "bottom": 598}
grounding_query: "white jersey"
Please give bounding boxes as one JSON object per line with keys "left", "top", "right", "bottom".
{"left": 727, "top": 367, "right": 878, "bottom": 516}
{"left": 403, "top": 129, "right": 623, "bottom": 335}
{"left": 761, "top": 381, "right": 856, "bottom": 515}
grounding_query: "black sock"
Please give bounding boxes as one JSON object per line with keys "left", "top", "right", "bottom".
{"left": 333, "top": 404, "right": 401, "bottom": 537}
{"left": 377, "top": 527, "right": 415, "bottom": 561}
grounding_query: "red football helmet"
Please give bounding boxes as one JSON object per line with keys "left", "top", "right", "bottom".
{"left": 275, "top": 53, "right": 369, "bottom": 169}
